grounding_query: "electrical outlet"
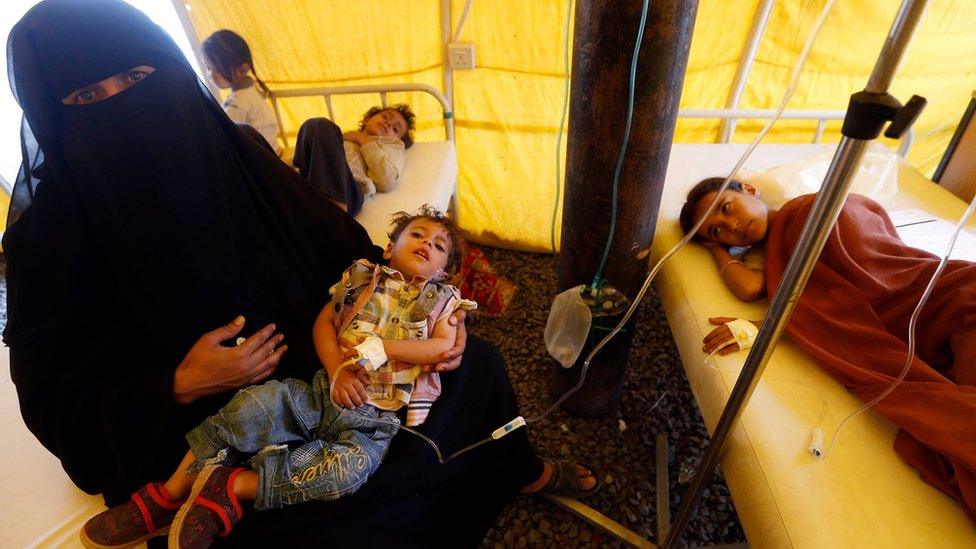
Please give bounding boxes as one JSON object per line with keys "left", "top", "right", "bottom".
{"left": 448, "top": 43, "right": 476, "bottom": 70}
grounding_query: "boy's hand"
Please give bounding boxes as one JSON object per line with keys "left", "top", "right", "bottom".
{"left": 332, "top": 365, "right": 371, "bottom": 408}
{"left": 342, "top": 130, "right": 371, "bottom": 146}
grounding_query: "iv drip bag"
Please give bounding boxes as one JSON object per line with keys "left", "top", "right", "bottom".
{"left": 545, "top": 285, "right": 592, "bottom": 368}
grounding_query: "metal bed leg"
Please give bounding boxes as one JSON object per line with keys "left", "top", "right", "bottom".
{"left": 543, "top": 495, "right": 656, "bottom": 548}
{"left": 448, "top": 190, "right": 460, "bottom": 225}
{"left": 656, "top": 433, "right": 670, "bottom": 542}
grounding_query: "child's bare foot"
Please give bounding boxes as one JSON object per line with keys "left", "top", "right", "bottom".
{"left": 520, "top": 460, "right": 599, "bottom": 498}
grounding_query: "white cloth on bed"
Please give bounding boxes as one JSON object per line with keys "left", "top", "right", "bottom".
{"left": 742, "top": 148, "right": 899, "bottom": 209}
{"left": 353, "top": 141, "right": 457, "bottom": 246}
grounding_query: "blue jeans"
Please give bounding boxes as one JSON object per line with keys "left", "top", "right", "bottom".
{"left": 186, "top": 370, "right": 399, "bottom": 511}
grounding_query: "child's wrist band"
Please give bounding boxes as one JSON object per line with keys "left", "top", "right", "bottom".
{"left": 720, "top": 260, "right": 745, "bottom": 277}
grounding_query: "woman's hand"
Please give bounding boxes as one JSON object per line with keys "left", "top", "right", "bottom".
{"left": 173, "top": 316, "right": 287, "bottom": 404}
{"left": 332, "top": 365, "right": 371, "bottom": 408}
{"left": 700, "top": 240, "right": 725, "bottom": 251}
{"left": 423, "top": 310, "right": 467, "bottom": 373}
{"left": 701, "top": 316, "right": 760, "bottom": 356}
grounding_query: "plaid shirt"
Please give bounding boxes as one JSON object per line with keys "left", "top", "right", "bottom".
{"left": 329, "top": 260, "right": 475, "bottom": 424}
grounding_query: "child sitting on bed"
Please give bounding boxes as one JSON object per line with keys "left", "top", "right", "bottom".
{"left": 202, "top": 29, "right": 280, "bottom": 154}
{"left": 81, "top": 205, "right": 476, "bottom": 549}
{"left": 292, "top": 104, "right": 416, "bottom": 217}
{"left": 680, "top": 177, "right": 976, "bottom": 520}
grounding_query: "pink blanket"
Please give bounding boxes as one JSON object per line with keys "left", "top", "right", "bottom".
{"left": 766, "top": 193, "right": 976, "bottom": 520}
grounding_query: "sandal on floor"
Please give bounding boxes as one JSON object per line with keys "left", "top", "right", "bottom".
{"left": 523, "top": 459, "right": 600, "bottom": 499}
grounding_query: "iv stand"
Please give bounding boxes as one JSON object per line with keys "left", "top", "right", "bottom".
{"left": 660, "top": 1, "right": 929, "bottom": 546}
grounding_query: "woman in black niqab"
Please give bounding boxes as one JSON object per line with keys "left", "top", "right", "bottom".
{"left": 5, "top": 1, "right": 546, "bottom": 545}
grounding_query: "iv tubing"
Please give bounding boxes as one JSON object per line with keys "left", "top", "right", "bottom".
{"left": 590, "top": 0, "right": 650, "bottom": 291}
{"left": 551, "top": 0, "right": 574, "bottom": 255}
{"left": 349, "top": 0, "right": 838, "bottom": 463}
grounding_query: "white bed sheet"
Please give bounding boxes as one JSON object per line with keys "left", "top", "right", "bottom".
{"left": 354, "top": 140, "right": 457, "bottom": 245}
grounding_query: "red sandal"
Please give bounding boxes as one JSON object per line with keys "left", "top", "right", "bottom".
{"left": 80, "top": 482, "right": 183, "bottom": 548}
{"left": 169, "top": 464, "right": 246, "bottom": 548}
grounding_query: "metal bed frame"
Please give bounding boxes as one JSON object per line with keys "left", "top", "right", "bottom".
{"left": 265, "top": 83, "right": 458, "bottom": 220}
{"left": 266, "top": 83, "right": 456, "bottom": 148}
{"left": 678, "top": 107, "right": 914, "bottom": 157}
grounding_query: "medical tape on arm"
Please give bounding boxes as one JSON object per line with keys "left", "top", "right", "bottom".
{"left": 328, "top": 335, "right": 387, "bottom": 405}
{"left": 353, "top": 334, "right": 388, "bottom": 372}
{"left": 725, "top": 318, "right": 758, "bottom": 349}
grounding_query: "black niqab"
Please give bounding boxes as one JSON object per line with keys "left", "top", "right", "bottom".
{"left": 4, "top": 0, "right": 379, "bottom": 500}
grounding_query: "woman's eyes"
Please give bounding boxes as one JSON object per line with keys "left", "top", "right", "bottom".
{"left": 434, "top": 243, "right": 445, "bottom": 252}
{"left": 62, "top": 66, "right": 154, "bottom": 106}
{"left": 410, "top": 231, "right": 423, "bottom": 238}
{"left": 74, "top": 89, "right": 100, "bottom": 104}
{"left": 125, "top": 69, "right": 149, "bottom": 83}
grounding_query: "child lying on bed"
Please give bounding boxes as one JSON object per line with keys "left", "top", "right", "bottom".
{"left": 680, "top": 177, "right": 976, "bottom": 521}
{"left": 81, "top": 206, "right": 476, "bottom": 548}
{"left": 292, "top": 104, "right": 416, "bottom": 217}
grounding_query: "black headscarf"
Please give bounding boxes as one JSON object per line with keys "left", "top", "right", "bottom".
{"left": 4, "top": 0, "right": 379, "bottom": 502}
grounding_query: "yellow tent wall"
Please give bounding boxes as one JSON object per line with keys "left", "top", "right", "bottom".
{"left": 182, "top": 0, "right": 976, "bottom": 252}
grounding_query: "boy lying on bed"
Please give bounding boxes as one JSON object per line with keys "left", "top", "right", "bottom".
{"left": 679, "top": 177, "right": 976, "bottom": 522}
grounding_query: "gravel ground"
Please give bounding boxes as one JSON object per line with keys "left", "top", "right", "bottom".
{"left": 467, "top": 247, "right": 746, "bottom": 548}
{"left": 0, "top": 249, "right": 746, "bottom": 547}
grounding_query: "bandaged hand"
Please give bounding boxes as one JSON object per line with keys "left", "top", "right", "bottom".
{"left": 340, "top": 334, "right": 388, "bottom": 372}
{"left": 331, "top": 364, "right": 371, "bottom": 409}
{"left": 702, "top": 317, "right": 761, "bottom": 356}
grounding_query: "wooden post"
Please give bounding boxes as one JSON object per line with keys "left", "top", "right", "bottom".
{"left": 553, "top": 0, "right": 698, "bottom": 417}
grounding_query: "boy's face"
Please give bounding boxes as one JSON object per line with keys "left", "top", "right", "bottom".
{"left": 693, "top": 184, "right": 769, "bottom": 247}
{"left": 384, "top": 218, "right": 451, "bottom": 280}
{"left": 363, "top": 109, "right": 408, "bottom": 140}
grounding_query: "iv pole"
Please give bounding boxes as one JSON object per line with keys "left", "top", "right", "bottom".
{"left": 661, "top": 1, "right": 928, "bottom": 546}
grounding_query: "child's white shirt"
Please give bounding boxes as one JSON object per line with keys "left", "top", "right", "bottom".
{"left": 222, "top": 85, "right": 281, "bottom": 154}
{"left": 343, "top": 136, "right": 406, "bottom": 204}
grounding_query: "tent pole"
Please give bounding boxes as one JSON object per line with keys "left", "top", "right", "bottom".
{"left": 554, "top": 0, "right": 699, "bottom": 416}
{"left": 441, "top": 0, "right": 455, "bottom": 114}
{"left": 169, "top": 0, "right": 219, "bottom": 99}
{"left": 662, "top": 1, "right": 929, "bottom": 546}
{"left": 719, "top": 0, "right": 776, "bottom": 143}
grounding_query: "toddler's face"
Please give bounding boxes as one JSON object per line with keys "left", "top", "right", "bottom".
{"left": 384, "top": 218, "right": 451, "bottom": 280}
{"left": 363, "top": 109, "right": 408, "bottom": 140}
{"left": 693, "top": 187, "right": 769, "bottom": 247}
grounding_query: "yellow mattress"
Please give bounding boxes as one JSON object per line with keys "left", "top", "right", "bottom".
{"left": 653, "top": 144, "right": 976, "bottom": 548}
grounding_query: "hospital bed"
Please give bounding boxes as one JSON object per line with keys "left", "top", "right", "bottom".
{"left": 268, "top": 83, "right": 459, "bottom": 245}
{"left": 653, "top": 142, "right": 976, "bottom": 547}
